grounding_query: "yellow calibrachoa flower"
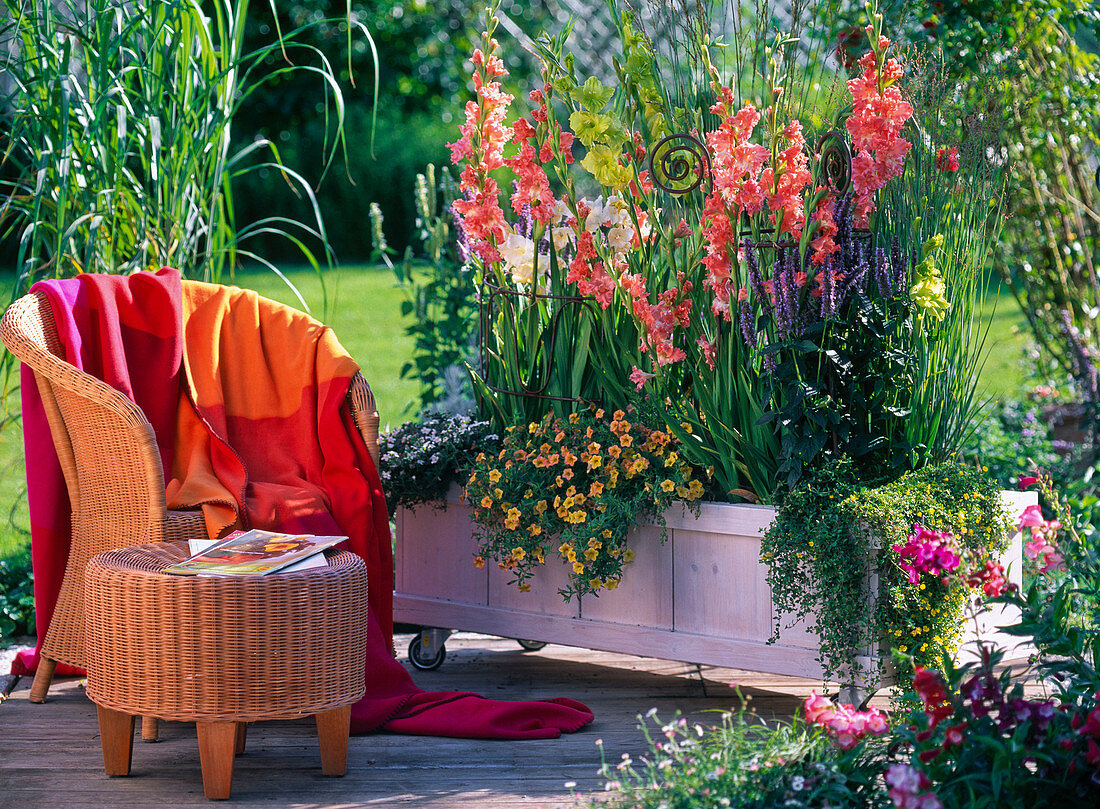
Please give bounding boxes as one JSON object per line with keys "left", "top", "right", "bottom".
{"left": 480, "top": 496, "right": 494, "bottom": 508}
{"left": 517, "top": 583, "right": 531, "bottom": 592}
{"left": 660, "top": 479, "right": 675, "bottom": 492}
{"left": 572, "top": 560, "right": 585, "bottom": 574}
{"left": 623, "top": 549, "right": 635, "bottom": 563}
{"left": 528, "top": 524, "right": 542, "bottom": 536}
{"left": 489, "top": 469, "right": 502, "bottom": 483}
{"left": 534, "top": 499, "right": 548, "bottom": 515}
{"left": 511, "top": 546, "right": 526, "bottom": 561}
{"left": 605, "top": 578, "right": 619, "bottom": 590}
{"left": 584, "top": 548, "right": 599, "bottom": 561}
{"left": 474, "top": 556, "right": 486, "bottom": 569}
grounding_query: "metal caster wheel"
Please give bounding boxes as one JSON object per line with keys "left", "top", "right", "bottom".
{"left": 408, "top": 634, "right": 447, "bottom": 671}
{"left": 516, "top": 639, "right": 547, "bottom": 651}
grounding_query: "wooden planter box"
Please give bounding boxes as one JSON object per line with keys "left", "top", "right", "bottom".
{"left": 394, "top": 488, "right": 1036, "bottom": 685}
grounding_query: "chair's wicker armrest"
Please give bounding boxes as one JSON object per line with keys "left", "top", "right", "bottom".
{"left": 347, "top": 372, "right": 380, "bottom": 470}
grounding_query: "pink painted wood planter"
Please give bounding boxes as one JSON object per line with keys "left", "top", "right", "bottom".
{"left": 394, "top": 487, "right": 1036, "bottom": 683}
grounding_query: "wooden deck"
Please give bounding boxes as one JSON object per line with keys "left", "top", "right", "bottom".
{"left": 0, "top": 632, "right": 823, "bottom": 808}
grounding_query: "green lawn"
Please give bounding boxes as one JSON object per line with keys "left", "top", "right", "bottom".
{"left": 977, "top": 279, "right": 1032, "bottom": 400}
{"left": 0, "top": 267, "right": 1032, "bottom": 562}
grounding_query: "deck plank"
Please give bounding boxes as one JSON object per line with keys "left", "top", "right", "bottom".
{"left": 0, "top": 632, "right": 827, "bottom": 808}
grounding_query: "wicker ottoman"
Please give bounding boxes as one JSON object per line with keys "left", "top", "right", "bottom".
{"left": 83, "top": 541, "right": 368, "bottom": 800}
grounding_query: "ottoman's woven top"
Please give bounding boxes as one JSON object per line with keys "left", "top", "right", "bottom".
{"left": 84, "top": 541, "right": 368, "bottom": 722}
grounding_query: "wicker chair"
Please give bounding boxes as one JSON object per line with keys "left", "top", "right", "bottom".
{"left": 0, "top": 290, "right": 381, "bottom": 712}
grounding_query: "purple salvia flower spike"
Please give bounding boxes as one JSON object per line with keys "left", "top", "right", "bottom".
{"left": 738, "top": 298, "right": 757, "bottom": 352}
{"left": 745, "top": 239, "right": 771, "bottom": 315}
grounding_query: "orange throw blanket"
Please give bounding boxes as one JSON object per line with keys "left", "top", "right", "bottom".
{"left": 18, "top": 270, "right": 593, "bottom": 739}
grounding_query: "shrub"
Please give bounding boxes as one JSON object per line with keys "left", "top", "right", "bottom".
{"left": 764, "top": 460, "right": 1010, "bottom": 686}
{"left": 378, "top": 411, "right": 496, "bottom": 515}
{"left": 578, "top": 703, "right": 889, "bottom": 809}
{"left": 371, "top": 162, "right": 478, "bottom": 413}
{"left": 0, "top": 552, "right": 33, "bottom": 641}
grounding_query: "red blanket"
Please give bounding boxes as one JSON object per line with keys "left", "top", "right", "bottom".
{"left": 15, "top": 270, "right": 593, "bottom": 739}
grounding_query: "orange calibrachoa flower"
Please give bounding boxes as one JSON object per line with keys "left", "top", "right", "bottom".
{"left": 465, "top": 405, "right": 707, "bottom": 599}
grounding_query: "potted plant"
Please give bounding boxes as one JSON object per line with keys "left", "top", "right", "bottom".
{"left": 388, "top": 0, "right": 1026, "bottom": 692}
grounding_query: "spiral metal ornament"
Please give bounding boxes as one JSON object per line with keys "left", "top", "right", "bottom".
{"left": 816, "top": 130, "right": 852, "bottom": 196}
{"left": 649, "top": 133, "right": 712, "bottom": 196}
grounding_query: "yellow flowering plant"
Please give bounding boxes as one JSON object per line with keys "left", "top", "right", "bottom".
{"left": 464, "top": 406, "right": 706, "bottom": 599}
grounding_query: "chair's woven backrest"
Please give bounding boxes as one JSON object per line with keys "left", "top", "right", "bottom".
{"left": 0, "top": 292, "right": 174, "bottom": 668}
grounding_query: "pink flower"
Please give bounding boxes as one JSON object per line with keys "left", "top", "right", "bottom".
{"left": 845, "top": 34, "right": 913, "bottom": 226}
{"left": 629, "top": 366, "right": 655, "bottom": 391}
{"left": 893, "top": 524, "right": 961, "bottom": 584}
{"left": 885, "top": 763, "right": 939, "bottom": 809}
{"left": 803, "top": 690, "right": 836, "bottom": 724}
{"left": 1017, "top": 504, "right": 1046, "bottom": 530}
{"left": 943, "top": 721, "right": 966, "bottom": 746}
{"left": 804, "top": 692, "right": 887, "bottom": 749}
{"left": 697, "top": 337, "right": 717, "bottom": 370}
{"left": 1018, "top": 475, "right": 1038, "bottom": 489}
{"left": 449, "top": 38, "right": 515, "bottom": 260}
{"left": 935, "top": 146, "right": 959, "bottom": 172}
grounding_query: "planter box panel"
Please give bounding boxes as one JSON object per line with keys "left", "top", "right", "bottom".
{"left": 662, "top": 501, "right": 775, "bottom": 536}
{"left": 579, "top": 524, "right": 673, "bottom": 630}
{"left": 771, "top": 614, "right": 825, "bottom": 651}
{"left": 396, "top": 506, "right": 488, "bottom": 605}
{"left": 488, "top": 557, "right": 581, "bottom": 618}
{"left": 672, "top": 526, "right": 773, "bottom": 643}
{"left": 391, "top": 594, "right": 826, "bottom": 679}
{"left": 393, "top": 490, "right": 1038, "bottom": 683}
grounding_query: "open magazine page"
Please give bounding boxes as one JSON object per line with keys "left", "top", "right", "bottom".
{"left": 164, "top": 529, "right": 345, "bottom": 576}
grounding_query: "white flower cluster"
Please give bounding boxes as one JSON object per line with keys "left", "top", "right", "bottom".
{"left": 496, "top": 195, "right": 653, "bottom": 287}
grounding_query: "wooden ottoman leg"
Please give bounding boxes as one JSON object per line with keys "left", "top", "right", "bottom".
{"left": 235, "top": 723, "right": 247, "bottom": 756}
{"left": 141, "top": 716, "right": 159, "bottom": 742}
{"left": 196, "top": 721, "right": 238, "bottom": 800}
{"left": 96, "top": 705, "right": 136, "bottom": 776}
{"left": 315, "top": 706, "right": 351, "bottom": 776}
{"left": 29, "top": 657, "right": 56, "bottom": 703}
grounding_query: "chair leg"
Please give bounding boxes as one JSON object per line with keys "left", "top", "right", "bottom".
{"left": 235, "top": 722, "right": 247, "bottom": 756}
{"left": 141, "top": 716, "right": 159, "bottom": 742}
{"left": 29, "top": 657, "right": 57, "bottom": 703}
{"left": 196, "top": 721, "right": 237, "bottom": 800}
{"left": 314, "top": 706, "right": 351, "bottom": 777}
{"left": 96, "top": 705, "right": 135, "bottom": 776}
